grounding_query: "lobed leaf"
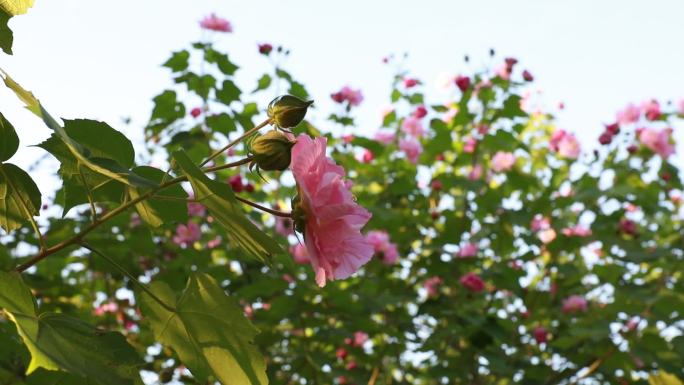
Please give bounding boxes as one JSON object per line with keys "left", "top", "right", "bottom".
{"left": 128, "top": 166, "right": 188, "bottom": 227}
{"left": 0, "top": 272, "right": 142, "bottom": 385}
{"left": 139, "top": 273, "right": 268, "bottom": 385}
{"left": 1, "top": 73, "right": 146, "bottom": 187}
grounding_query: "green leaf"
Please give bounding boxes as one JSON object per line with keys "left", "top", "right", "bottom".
{"left": 351, "top": 136, "right": 384, "bottom": 156}
{"left": 0, "top": 0, "right": 33, "bottom": 16}
{"left": 148, "top": 90, "right": 185, "bottom": 134}
{"left": 0, "top": 271, "right": 36, "bottom": 315}
{"left": 63, "top": 119, "right": 135, "bottom": 168}
{"left": 0, "top": 72, "right": 142, "bottom": 187}
{"left": 0, "top": 163, "right": 40, "bottom": 232}
{"left": 163, "top": 50, "right": 190, "bottom": 72}
{"left": 176, "top": 73, "right": 215, "bottom": 100}
{"left": 0, "top": 272, "right": 142, "bottom": 385}
{"left": 59, "top": 176, "right": 124, "bottom": 216}
{"left": 204, "top": 48, "right": 238, "bottom": 75}
{"left": 128, "top": 166, "right": 188, "bottom": 228}
{"left": 496, "top": 94, "right": 527, "bottom": 119}
{"left": 206, "top": 112, "right": 237, "bottom": 136}
{"left": 0, "top": 10, "right": 12, "bottom": 55}
{"left": 252, "top": 74, "right": 271, "bottom": 93}
{"left": 0, "top": 111, "right": 19, "bottom": 161}
{"left": 139, "top": 273, "right": 267, "bottom": 385}
{"left": 173, "top": 150, "right": 282, "bottom": 263}
{"left": 216, "top": 79, "right": 241, "bottom": 105}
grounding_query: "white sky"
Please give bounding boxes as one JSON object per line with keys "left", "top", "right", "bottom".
{"left": 1, "top": 0, "right": 683, "bottom": 198}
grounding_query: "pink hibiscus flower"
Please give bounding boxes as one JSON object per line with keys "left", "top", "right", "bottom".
{"left": 353, "top": 331, "right": 369, "bottom": 347}
{"left": 401, "top": 116, "right": 425, "bottom": 138}
{"left": 187, "top": 200, "right": 206, "bottom": 217}
{"left": 638, "top": 127, "right": 675, "bottom": 158}
{"left": 491, "top": 151, "right": 515, "bottom": 172}
{"left": 616, "top": 103, "right": 641, "bottom": 125}
{"left": 424, "top": 276, "right": 443, "bottom": 297}
{"left": 399, "top": 137, "right": 423, "bottom": 164}
{"left": 460, "top": 272, "right": 485, "bottom": 293}
{"left": 641, "top": 99, "right": 661, "bottom": 121}
{"left": 468, "top": 164, "right": 483, "bottom": 180}
{"left": 562, "top": 295, "right": 588, "bottom": 313}
{"left": 458, "top": 242, "right": 478, "bottom": 258}
{"left": 463, "top": 137, "right": 477, "bottom": 153}
{"left": 199, "top": 14, "right": 232, "bottom": 33}
{"left": 173, "top": 222, "right": 201, "bottom": 247}
{"left": 562, "top": 225, "right": 592, "bottom": 237}
{"left": 550, "top": 130, "right": 581, "bottom": 159}
{"left": 291, "top": 135, "right": 373, "bottom": 287}
{"left": 366, "top": 230, "right": 399, "bottom": 264}
{"left": 331, "top": 86, "right": 364, "bottom": 106}
{"left": 374, "top": 131, "right": 395, "bottom": 145}
{"left": 290, "top": 243, "right": 309, "bottom": 264}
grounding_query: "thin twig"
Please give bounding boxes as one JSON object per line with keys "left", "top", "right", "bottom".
{"left": 15, "top": 174, "right": 186, "bottom": 272}
{"left": 14, "top": 131, "right": 260, "bottom": 272}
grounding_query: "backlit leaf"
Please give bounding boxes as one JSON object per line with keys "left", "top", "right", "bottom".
{"left": 173, "top": 150, "right": 282, "bottom": 264}
{"left": 0, "top": 163, "right": 40, "bottom": 232}
{"left": 0, "top": 111, "right": 19, "bottom": 161}
{"left": 139, "top": 273, "right": 267, "bottom": 385}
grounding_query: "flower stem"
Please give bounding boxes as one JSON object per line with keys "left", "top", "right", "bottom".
{"left": 199, "top": 118, "right": 272, "bottom": 167}
{"left": 203, "top": 156, "right": 253, "bottom": 173}
{"left": 234, "top": 195, "right": 292, "bottom": 218}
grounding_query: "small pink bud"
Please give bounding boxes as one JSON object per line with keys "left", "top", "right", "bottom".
{"left": 533, "top": 326, "right": 548, "bottom": 344}
{"left": 460, "top": 272, "right": 485, "bottom": 293}
{"left": 228, "top": 175, "right": 243, "bottom": 193}
{"left": 619, "top": 219, "right": 638, "bottom": 236}
{"left": 190, "top": 107, "right": 202, "bottom": 118}
{"left": 605, "top": 123, "right": 620, "bottom": 135}
{"left": 413, "top": 105, "right": 428, "bottom": 118}
{"left": 403, "top": 78, "right": 419, "bottom": 88}
{"left": 598, "top": 132, "right": 612, "bottom": 145}
{"left": 454, "top": 75, "right": 471, "bottom": 92}
{"left": 336, "top": 348, "right": 348, "bottom": 360}
{"left": 258, "top": 43, "right": 273, "bottom": 55}
{"left": 505, "top": 57, "right": 518, "bottom": 69}
{"left": 522, "top": 70, "right": 534, "bottom": 82}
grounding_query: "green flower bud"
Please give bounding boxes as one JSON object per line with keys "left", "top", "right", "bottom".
{"left": 267, "top": 95, "right": 313, "bottom": 129}
{"left": 250, "top": 130, "right": 296, "bottom": 171}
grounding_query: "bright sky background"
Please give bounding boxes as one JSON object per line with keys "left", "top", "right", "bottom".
{"left": 2, "top": 0, "right": 683, "bottom": 197}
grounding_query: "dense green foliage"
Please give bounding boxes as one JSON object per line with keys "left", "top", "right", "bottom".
{"left": 1, "top": 8, "right": 684, "bottom": 385}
